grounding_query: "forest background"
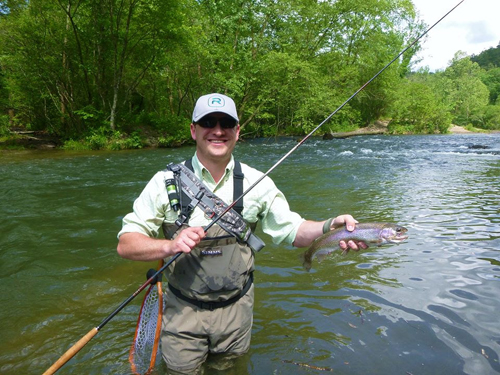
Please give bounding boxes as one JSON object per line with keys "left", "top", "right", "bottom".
{"left": 0, "top": 0, "right": 499, "bottom": 150}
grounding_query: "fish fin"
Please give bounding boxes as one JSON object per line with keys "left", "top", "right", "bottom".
{"left": 315, "top": 254, "right": 328, "bottom": 263}
{"left": 315, "top": 249, "right": 335, "bottom": 263}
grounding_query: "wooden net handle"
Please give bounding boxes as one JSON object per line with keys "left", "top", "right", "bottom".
{"left": 43, "top": 327, "right": 99, "bottom": 375}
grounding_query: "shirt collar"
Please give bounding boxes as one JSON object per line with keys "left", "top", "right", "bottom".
{"left": 191, "top": 153, "right": 234, "bottom": 184}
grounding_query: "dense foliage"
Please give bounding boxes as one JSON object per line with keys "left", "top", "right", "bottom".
{"left": 471, "top": 43, "right": 500, "bottom": 69}
{"left": 0, "top": 0, "right": 499, "bottom": 149}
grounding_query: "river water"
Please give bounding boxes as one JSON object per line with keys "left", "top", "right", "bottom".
{"left": 1, "top": 134, "right": 499, "bottom": 374}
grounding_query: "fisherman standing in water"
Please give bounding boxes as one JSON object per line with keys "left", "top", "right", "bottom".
{"left": 117, "top": 93, "right": 367, "bottom": 374}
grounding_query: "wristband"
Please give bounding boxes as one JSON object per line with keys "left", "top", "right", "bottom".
{"left": 322, "top": 217, "right": 334, "bottom": 234}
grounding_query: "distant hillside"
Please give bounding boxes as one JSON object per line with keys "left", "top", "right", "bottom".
{"left": 471, "top": 43, "right": 500, "bottom": 69}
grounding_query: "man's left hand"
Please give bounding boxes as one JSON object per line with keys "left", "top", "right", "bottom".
{"left": 331, "top": 214, "right": 369, "bottom": 253}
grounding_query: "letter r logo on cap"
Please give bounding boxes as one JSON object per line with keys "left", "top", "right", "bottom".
{"left": 209, "top": 96, "right": 225, "bottom": 107}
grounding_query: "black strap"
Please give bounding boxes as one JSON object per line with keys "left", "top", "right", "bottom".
{"left": 180, "top": 158, "right": 195, "bottom": 223}
{"left": 168, "top": 272, "right": 253, "bottom": 311}
{"left": 184, "top": 157, "right": 194, "bottom": 172}
{"left": 184, "top": 157, "right": 244, "bottom": 216}
{"left": 233, "top": 161, "right": 244, "bottom": 215}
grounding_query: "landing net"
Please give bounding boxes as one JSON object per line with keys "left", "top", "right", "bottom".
{"left": 129, "top": 262, "right": 164, "bottom": 375}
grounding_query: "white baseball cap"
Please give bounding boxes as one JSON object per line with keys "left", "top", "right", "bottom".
{"left": 192, "top": 93, "right": 239, "bottom": 123}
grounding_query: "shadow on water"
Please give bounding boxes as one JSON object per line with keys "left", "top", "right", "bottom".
{"left": 1, "top": 134, "right": 500, "bottom": 374}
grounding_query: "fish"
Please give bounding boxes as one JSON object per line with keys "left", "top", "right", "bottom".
{"left": 300, "top": 222, "right": 408, "bottom": 271}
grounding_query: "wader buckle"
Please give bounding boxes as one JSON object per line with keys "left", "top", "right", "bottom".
{"left": 200, "top": 301, "right": 217, "bottom": 311}
{"left": 175, "top": 190, "right": 204, "bottom": 227}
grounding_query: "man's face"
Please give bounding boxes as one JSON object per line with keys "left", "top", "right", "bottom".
{"left": 190, "top": 112, "right": 240, "bottom": 165}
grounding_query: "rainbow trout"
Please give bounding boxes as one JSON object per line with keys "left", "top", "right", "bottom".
{"left": 300, "top": 223, "right": 408, "bottom": 271}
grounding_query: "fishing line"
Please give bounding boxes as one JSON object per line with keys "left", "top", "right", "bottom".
{"left": 43, "top": 1, "right": 465, "bottom": 373}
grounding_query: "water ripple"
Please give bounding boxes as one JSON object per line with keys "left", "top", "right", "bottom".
{"left": 2, "top": 134, "right": 500, "bottom": 374}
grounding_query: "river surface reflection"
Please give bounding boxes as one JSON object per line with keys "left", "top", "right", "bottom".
{"left": 1, "top": 134, "right": 499, "bottom": 374}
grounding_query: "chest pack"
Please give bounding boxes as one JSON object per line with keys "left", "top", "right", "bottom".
{"left": 164, "top": 159, "right": 265, "bottom": 253}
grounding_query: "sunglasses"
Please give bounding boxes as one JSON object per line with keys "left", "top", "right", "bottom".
{"left": 196, "top": 116, "right": 238, "bottom": 129}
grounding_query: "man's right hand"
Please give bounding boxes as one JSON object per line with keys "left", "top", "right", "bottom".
{"left": 117, "top": 227, "right": 205, "bottom": 262}
{"left": 170, "top": 226, "right": 206, "bottom": 255}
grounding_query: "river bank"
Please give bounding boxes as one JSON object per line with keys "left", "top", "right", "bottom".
{"left": 323, "top": 121, "right": 484, "bottom": 139}
{"left": 0, "top": 130, "right": 61, "bottom": 150}
{"left": 0, "top": 123, "right": 493, "bottom": 151}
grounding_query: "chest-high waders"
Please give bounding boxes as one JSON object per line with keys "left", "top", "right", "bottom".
{"left": 162, "top": 158, "right": 265, "bottom": 309}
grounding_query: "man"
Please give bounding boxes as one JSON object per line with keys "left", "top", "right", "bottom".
{"left": 117, "top": 93, "right": 366, "bottom": 373}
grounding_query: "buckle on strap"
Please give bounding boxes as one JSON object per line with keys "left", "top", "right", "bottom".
{"left": 167, "top": 163, "right": 181, "bottom": 174}
{"left": 199, "top": 301, "right": 217, "bottom": 311}
{"left": 175, "top": 190, "right": 204, "bottom": 227}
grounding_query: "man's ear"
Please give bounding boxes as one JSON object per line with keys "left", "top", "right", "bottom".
{"left": 190, "top": 123, "right": 196, "bottom": 140}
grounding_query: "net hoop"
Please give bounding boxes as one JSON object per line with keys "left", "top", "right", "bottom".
{"left": 129, "top": 260, "right": 164, "bottom": 375}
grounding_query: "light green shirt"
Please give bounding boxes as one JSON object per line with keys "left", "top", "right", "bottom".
{"left": 118, "top": 153, "right": 304, "bottom": 245}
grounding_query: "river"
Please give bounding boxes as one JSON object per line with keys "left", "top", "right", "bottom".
{"left": 1, "top": 133, "right": 499, "bottom": 374}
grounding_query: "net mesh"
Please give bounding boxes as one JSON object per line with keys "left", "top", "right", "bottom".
{"left": 129, "top": 273, "right": 164, "bottom": 375}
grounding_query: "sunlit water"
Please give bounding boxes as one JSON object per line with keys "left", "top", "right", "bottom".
{"left": 1, "top": 134, "right": 499, "bottom": 374}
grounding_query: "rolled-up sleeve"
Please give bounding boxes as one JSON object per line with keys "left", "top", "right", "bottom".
{"left": 241, "top": 166, "right": 304, "bottom": 245}
{"left": 118, "top": 171, "right": 177, "bottom": 238}
{"left": 259, "top": 188, "right": 304, "bottom": 245}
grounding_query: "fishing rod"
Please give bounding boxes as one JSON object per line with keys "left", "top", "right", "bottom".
{"left": 43, "top": 1, "right": 464, "bottom": 373}
{"left": 208, "top": 0, "right": 465, "bottom": 231}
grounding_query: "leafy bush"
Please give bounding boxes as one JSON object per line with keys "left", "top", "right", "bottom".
{"left": 86, "top": 132, "right": 108, "bottom": 150}
{"left": 62, "top": 129, "right": 143, "bottom": 150}
{"left": 480, "top": 105, "right": 500, "bottom": 129}
{"left": 108, "top": 131, "right": 143, "bottom": 150}
{"left": 62, "top": 139, "right": 91, "bottom": 151}
{"left": 389, "top": 79, "right": 451, "bottom": 134}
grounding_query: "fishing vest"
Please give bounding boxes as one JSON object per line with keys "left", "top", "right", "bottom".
{"left": 161, "top": 158, "right": 265, "bottom": 305}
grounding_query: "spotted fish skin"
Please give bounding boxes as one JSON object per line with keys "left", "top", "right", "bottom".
{"left": 301, "top": 223, "right": 408, "bottom": 271}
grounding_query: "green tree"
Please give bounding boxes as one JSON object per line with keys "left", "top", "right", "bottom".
{"left": 193, "top": 0, "right": 421, "bottom": 134}
{"left": 388, "top": 71, "right": 451, "bottom": 133}
{"left": 471, "top": 42, "right": 500, "bottom": 69}
{"left": 480, "top": 104, "right": 500, "bottom": 129}
{"left": 0, "top": 0, "right": 189, "bottom": 137}
{"left": 329, "top": 0, "right": 422, "bottom": 125}
{"left": 480, "top": 67, "right": 500, "bottom": 104}
{"left": 441, "top": 52, "right": 489, "bottom": 126}
{"left": 0, "top": 0, "right": 426, "bottom": 142}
